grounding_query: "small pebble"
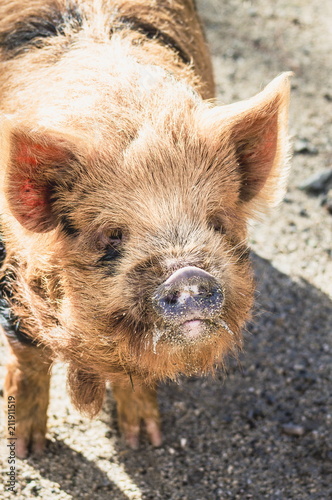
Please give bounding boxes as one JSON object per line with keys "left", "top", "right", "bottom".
{"left": 25, "top": 480, "right": 41, "bottom": 493}
{"left": 294, "top": 138, "right": 319, "bottom": 155}
{"left": 299, "top": 168, "right": 332, "bottom": 193}
{"left": 282, "top": 423, "right": 305, "bottom": 436}
{"left": 22, "top": 471, "right": 33, "bottom": 480}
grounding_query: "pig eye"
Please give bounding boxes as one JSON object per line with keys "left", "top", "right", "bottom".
{"left": 214, "top": 225, "right": 226, "bottom": 234}
{"left": 208, "top": 218, "right": 226, "bottom": 235}
{"left": 98, "top": 229, "right": 124, "bottom": 261}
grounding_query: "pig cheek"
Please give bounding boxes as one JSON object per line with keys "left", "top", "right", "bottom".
{"left": 122, "top": 266, "right": 164, "bottom": 323}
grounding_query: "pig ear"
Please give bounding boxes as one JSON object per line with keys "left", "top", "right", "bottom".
{"left": 5, "top": 129, "right": 75, "bottom": 232}
{"left": 204, "top": 73, "right": 291, "bottom": 210}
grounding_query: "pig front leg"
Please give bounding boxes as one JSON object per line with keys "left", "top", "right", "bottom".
{"left": 4, "top": 341, "right": 51, "bottom": 458}
{"left": 112, "top": 380, "right": 162, "bottom": 449}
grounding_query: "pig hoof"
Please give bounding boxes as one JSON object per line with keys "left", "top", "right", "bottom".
{"left": 15, "top": 428, "right": 46, "bottom": 459}
{"left": 145, "top": 418, "right": 162, "bottom": 447}
{"left": 16, "top": 437, "right": 29, "bottom": 459}
{"left": 121, "top": 419, "right": 162, "bottom": 449}
{"left": 123, "top": 424, "right": 140, "bottom": 450}
{"left": 31, "top": 432, "right": 47, "bottom": 456}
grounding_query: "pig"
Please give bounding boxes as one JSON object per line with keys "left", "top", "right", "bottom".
{"left": 0, "top": 0, "right": 291, "bottom": 457}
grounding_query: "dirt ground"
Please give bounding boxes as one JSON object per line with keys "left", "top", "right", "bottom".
{"left": 1, "top": 0, "right": 331, "bottom": 499}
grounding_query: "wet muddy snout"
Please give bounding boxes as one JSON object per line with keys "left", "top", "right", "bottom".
{"left": 152, "top": 266, "right": 224, "bottom": 323}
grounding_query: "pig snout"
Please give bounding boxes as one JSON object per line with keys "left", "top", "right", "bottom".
{"left": 152, "top": 266, "right": 224, "bottom": 327}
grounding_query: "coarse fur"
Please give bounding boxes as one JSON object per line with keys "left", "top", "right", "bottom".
{"left": 0, "top": 0, "right": 291, "bottom": 455}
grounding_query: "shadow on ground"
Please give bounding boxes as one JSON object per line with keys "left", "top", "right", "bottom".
{"left": 14, "top": 254, "right": 331, "bottom": 500}
{"left": 24, "top": 441, "right": 129, "bottom": 500}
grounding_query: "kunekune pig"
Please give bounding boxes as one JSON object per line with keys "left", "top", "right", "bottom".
{"left": 0, "top": 0, "right": 290, "bottom": 457}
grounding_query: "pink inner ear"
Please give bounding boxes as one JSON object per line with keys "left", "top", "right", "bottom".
{"left": 14, "top": 141, "right": 55, "bottom": 217}
{"left": 259, "top": 127, "right": 277, "bottom": 163}
{"left": 237, "top": 115, "right": 278, "bottom": 202}
{"left": 7, "top": 135, "right": 68, "bottom": 232}
{"left": 14, "top": 141, "right": 60, "bottom": 166}
{"left": 19, "top": 179, "right": 47, "bottom": 210}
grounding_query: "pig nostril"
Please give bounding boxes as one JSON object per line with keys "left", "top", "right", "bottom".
{"left": 163, "top": 291, "right": 180, "bottom": 305}
{"left": 198, "top": 285, "right": 210, "bottom": 297}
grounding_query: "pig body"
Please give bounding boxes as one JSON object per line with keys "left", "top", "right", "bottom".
{"left": 0, "top": 0, "right": 290, "bottom": 456}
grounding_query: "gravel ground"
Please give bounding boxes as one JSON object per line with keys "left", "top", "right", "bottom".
{"left": 1, "top": 0, "right": 331, "bottom": 499}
